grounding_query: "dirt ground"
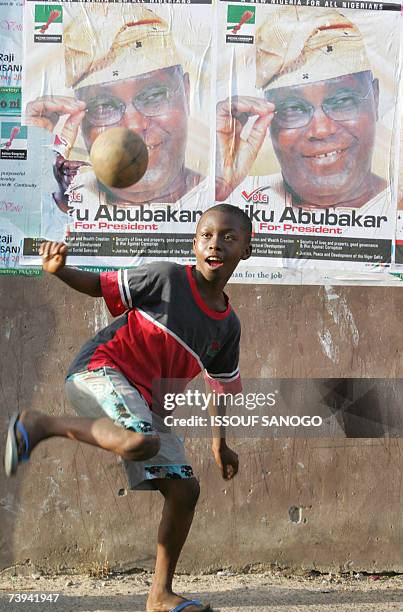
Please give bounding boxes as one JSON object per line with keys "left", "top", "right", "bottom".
{"left": 1, "top": 569, "right": 403, "bottom": 612}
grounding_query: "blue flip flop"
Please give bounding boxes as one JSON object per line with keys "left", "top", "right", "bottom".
{"left": 169, "top": 601, "right": 205, "bottom": 612}
{"left": 4, "top": 412, "right": 30, "bottom": 477}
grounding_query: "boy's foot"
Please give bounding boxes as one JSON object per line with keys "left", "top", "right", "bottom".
{"left": 4, "top": 411, "right": 47, "bottom": 477}
{"left": 146, "top": 592, "right": 211, "bottom": 612}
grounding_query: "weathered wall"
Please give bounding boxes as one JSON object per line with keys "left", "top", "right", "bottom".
{"left": 1, "top": 275, "right": 402, "bottom": 573}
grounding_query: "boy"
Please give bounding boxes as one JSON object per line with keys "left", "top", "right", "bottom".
{"left": 4, "top": 204, "right": 252, "bottom": 612}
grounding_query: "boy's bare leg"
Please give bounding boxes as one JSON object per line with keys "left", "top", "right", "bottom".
{"left": 146, "top": 478, "right": 210, "bottom": 612}
{"left": 14, "top": 410, "right": 160, "bottom": 462}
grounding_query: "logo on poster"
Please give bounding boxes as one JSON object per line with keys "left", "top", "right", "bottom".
{"left": 34, "top": 5, "right": 63, "bottom": 44}
{"left": 226, "top": 6, "right": 256, "bottom": 44}
{"left": 0, "top": 121, "right": 27, "bottom": 160}
{"left": 241, "top": 186, "right": 269, "bottom": 204}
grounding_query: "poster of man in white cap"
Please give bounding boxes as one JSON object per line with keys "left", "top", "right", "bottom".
{"left": 21, "top": 1, "right": 213, "bottom": 268}
{"left": 216, "top": 2, "right": 402, "bottom": 279}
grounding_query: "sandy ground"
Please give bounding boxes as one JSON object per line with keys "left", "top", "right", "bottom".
{"left": 1, "top": 570, "right": 403, "bottom": 612}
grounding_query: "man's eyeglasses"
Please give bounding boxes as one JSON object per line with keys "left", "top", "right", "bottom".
{"left": 265, "top": 86, "right": 374, "bottom": 130}
{"left": 84, "top": 81, "right": 184, "bottom": 127}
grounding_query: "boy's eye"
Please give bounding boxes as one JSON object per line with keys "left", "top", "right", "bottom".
{"left": 224, "top": 234, "right": 235, "bottom": 240}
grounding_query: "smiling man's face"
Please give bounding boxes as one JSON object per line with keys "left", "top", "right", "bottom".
{"left": 266, "top": 72, "right": 379, "bottom": 208}
{"left": 76, "top": 66, "right": 189, "bottom": 203}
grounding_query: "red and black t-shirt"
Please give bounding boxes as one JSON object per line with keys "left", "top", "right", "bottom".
{"left": 67, "top": 263, "right": 242, "bottom": 410}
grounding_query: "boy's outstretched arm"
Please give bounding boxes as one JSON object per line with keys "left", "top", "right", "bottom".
{"left": 206, "top": 384, "right": 239, "bottom": 480}
{"left": 39, "top": 241, "right": 102, "bottom": 297}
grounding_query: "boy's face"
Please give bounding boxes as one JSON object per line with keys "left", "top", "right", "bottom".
{"left": 193, "top": 210, "right": 251, "bottom": 282}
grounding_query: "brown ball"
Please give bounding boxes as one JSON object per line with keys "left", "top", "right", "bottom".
{"left": 89, "top": 127, "right": 148, "bottom": 189}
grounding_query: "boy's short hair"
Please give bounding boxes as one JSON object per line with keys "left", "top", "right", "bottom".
{"left": 199, "top": 204, "right": 252, "bottom": 242}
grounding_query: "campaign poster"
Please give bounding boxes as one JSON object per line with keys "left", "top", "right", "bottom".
{"left": 394, "top": 113, "right": 403, "bottom": 267}
{"left": 215, "top": 1, "right": 402, "bottom": 283}
{"left": 0, "top": 118, "right": 43, "bottom": 273}
{"left": 22, "top": 0, "right": 213, "bottom": 269}
{"left": 0, "top": 0, "right": 22, "bottom": 113}
{"left": 0, "top": 0, "right": 42, "bottom": 274}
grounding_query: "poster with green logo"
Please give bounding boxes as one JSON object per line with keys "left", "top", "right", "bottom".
{"left": 22, "top": 0, "right": 213, "bottom": 270}
{"left": 0, "top": 0, "right": 41, "bottom": 274}
{"left": 216, "top": 0, "right": 403, "bottom": 284}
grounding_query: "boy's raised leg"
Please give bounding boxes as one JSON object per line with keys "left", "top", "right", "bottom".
{"left": 8, "top": 410, "right": 160, "bottom": 466}
{"left": 146, "top": 478, "right": 210, "bottom": 612}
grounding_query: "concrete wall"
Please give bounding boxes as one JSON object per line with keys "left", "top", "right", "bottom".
{"left": 1, "top": 275, "right": 403, "bottom": 573}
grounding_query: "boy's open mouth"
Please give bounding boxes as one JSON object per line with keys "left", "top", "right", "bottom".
{"left": 206, "top": 256, "right": 224, "bottom": 269}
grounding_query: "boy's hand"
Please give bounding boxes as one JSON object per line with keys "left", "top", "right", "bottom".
{"left": 212, "top": 442, "right": 239, "bottom": 480}
{"left": 39, "top": 241, "right": 68, "bottom": 274}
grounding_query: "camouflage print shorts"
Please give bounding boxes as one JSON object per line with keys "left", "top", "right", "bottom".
{"left": 65, "top": 367, "right": 195, "bottom": 490}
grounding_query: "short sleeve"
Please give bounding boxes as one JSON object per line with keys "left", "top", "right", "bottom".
{"left": 100, "top": 264, "right": 164, "bottom": 317}
{"left": 204, "top": 327, "right": 242, "bottom": 394}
